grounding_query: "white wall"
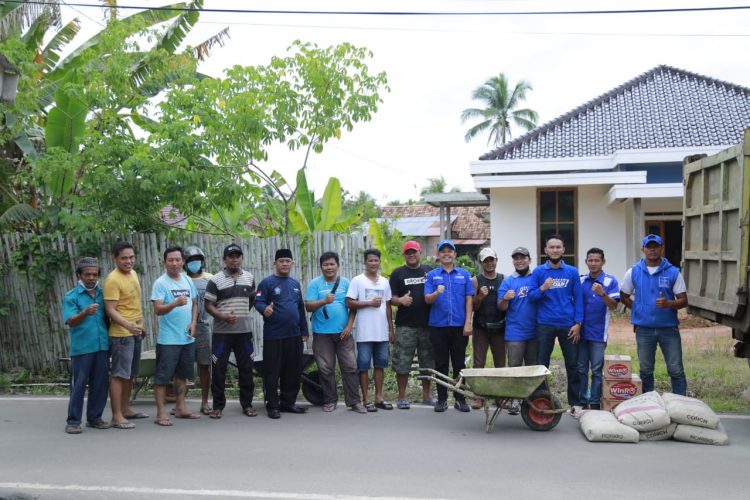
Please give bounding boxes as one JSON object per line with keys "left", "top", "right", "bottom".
{"left": 577, "top": 185, "right": 630, "bottom": 280}
{"left": 489, "top": 187, "right": 537, "bottom": 275}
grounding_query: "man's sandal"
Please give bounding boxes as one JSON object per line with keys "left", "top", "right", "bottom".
{"left": 243, "top": 407, "right": 258, "bottom": 417}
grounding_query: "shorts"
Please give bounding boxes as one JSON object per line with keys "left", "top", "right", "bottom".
{"left": 194, "top": 327, "right": 211, "bottom": 366}
{"left": 154, "top": 343, "right": 195, "bottom": 385}
{"left": 110, "top": 335, "right": 142, "bottom": 379}
{"left": 356, "top": 341, "right": 389, "bottom": 372}
{"left": 392, "top": 326, "right": 435, "bottom": 374}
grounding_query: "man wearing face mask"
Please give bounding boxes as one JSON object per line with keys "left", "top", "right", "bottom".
{"left": 183, "top": 246, "right": 213, "bottom": 415}
{"left": 62, "top": 257, "right": 111, "bottom": 434}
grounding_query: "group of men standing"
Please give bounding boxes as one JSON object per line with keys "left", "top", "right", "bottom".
{"left": 63, "top": 231, "right": 688, "bottom": 432}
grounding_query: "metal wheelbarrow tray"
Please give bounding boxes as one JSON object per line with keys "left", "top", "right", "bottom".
{"left": 419, "top": 365, "right": 566, "bottom": 433}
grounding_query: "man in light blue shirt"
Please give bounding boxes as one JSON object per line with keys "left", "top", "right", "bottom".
{"left": 150, "top": 246, "right": 199, "bottom": 426}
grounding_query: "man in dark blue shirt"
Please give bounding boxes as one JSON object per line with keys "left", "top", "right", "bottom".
{"left": 255, "top": 249, "right": 309, "bottom": 419}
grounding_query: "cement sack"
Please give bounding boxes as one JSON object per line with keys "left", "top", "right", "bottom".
{"left": 673, "top": 422, "right": 729, "bottom": 445}
{"left": 613, "top": 391, "right": 671, "bottom": 431}
{"left": 661, "top": 393, "right": 720, "bottom": 429}
{"left": 639, "top": 422, "right": 678, "bottom": 442}
{"left": 579, "top": 410, "right": 639, "bottom": 443}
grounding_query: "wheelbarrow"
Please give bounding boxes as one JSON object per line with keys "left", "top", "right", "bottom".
{"left": 418, "top": 365, "right": 566, "bottom": 433}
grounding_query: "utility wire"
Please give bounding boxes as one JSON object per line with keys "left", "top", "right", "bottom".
{"left": 7, "top": 0, "right": 750, "bottom": 16}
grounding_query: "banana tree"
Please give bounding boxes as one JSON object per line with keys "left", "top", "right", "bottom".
{"left": 288, "top": 168, "right": 364, "bottom": 236}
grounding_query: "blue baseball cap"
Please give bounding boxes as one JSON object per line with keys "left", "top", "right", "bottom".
{"left": 642, "top": 234, "right": 663, "bottom": 247}
{"left": 437, "top": 239, "right": 456, "bottom": 251}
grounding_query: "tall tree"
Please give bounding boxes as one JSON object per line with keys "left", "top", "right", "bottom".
{"left": 461, "top": 73, "right": 538, "bottom": 146}
{"left": 419, "top": 176, "right": 459, "bottom": 198}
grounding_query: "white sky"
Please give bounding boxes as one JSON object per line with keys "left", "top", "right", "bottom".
{"left": 62, "top": 0, "right": 750, "bottom": 204}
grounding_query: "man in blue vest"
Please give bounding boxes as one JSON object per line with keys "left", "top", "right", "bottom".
{"left": 620, "top": 234, "right": 688, "bottom": 395}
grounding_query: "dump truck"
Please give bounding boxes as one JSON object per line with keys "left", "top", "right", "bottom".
{"left": 682, "top": 129, "right": 750, "bottom": 363}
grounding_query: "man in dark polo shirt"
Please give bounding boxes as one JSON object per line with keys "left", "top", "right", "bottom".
{"left": 204, "top": 244, "right": 257, "bottom": 419}
{"left": 389, "top": 240, "right": 435, "bottom": 409}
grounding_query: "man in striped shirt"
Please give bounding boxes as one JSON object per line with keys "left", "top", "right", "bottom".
{"left": 204, "top": 244, "right": 258, "bottom": 419}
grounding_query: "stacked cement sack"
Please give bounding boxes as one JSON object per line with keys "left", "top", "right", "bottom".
{"left": 579, "top": 391, "right": 729, "bottom": 445}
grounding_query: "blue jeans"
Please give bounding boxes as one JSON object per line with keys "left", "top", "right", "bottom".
{"left": 635, "top": 326, "right": 686, "bottom": 395}
{"left": 537, "top": 324, "right": 581, "bottom": 406}
{"left": 67, "top": 350, "right": 110, "bottom": 425}
{"left": 577, "top": 340, "right": 607, "bottom": 406}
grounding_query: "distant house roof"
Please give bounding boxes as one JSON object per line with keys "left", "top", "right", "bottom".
{"left": 381, "top": 205, "right": 489, "bottom": 240}
{"left": 160, "top": 205, "right": 187, "bottom": 228}
{"left": 480, "top": 65, "right": 750, "bottom": 161}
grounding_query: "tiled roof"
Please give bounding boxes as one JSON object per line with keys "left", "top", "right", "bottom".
{"left": 480, "top": 65, "right": 750, "bottom": 161}
{"left": 381, "top": 205, "right": 489, "bottom": 240}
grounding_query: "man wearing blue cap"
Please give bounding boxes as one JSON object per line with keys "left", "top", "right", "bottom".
{"left": 620, "top": 234, "right": 688, "bottom": 395}
{"left": 424, "top": 239, "right": 475, "bottom": 413}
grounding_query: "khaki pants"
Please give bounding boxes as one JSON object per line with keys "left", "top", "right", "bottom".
{"left": 472, "top": 326, "right": 506, "bottom": 368}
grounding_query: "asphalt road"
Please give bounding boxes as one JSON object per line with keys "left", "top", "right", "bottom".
{"left": 0, "top": 396, "right": 748, "bottom": 500}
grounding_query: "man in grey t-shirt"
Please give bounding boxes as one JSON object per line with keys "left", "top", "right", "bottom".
{"left": 204, "top": 244, "right": 257, "bottom": 419}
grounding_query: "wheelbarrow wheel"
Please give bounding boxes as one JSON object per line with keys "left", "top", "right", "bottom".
{"left": 521, "top": 391, "right": 562, "bottom": 431}
{"left": 301, "top": 370, "right": 324, "bottom": 406}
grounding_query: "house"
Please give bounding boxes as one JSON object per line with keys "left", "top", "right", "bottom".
{"left": 470, "top": 65, "right": 750, "bottom": 278}
{"left": 380, "top": 199, "right": 490, "bottom": 258}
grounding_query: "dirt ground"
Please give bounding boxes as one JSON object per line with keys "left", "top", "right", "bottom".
{"left": 609, "top": 310, "right": 733, "bottom": 348}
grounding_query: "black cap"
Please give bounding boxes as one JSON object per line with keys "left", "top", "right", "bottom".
{"left": 511, "top": 246, "right": 530, "bottom": 257}
{"left": 223, "top": 244, "right": 243, "bottom": 258}
{"left": 275, "top": 248, "right": 293, "bottom": 260}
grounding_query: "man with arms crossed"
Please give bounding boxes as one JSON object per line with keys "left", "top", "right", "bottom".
{"left": 104, "top": 241, "right": 148, "bottom": 429}
{"left": 63, "top": 257, "right": 110, "bottom": 434}
{"left": 151, "top": 246, "right": 201, "bottom": 426}
{"left": 620, "top": 234, "right": 688, "bottom": 395}
{"left": 498, "top": 246, "right": 538, "bottom": 415}
{"left": 530, "top": 235, "right": 584, "bottom": 413}
{"left": 424, "top": 239, "right": 474, "bottom": 413}
{"left": 346, "top": 248, "right": 394, "bottom": 412}
{"left": 305, "top": 252, "right": 365, "bottom": 413}
{"left": 204, "top": 244, "right": 257, "bottom": 419}
{"left": 389, "top": 241, "right": 435, "bottom": 409}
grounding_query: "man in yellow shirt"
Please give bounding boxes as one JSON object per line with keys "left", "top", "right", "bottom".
{"left": 103, "top": 241, "right": 147, "bottom": 429}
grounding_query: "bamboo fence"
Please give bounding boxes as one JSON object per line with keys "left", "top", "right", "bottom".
{"left": 0, "top": 231, "right": 369, "bottom": 373}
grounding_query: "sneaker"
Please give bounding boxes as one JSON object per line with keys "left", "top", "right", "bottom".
{"left": 434, "top": 400, "right": 448, "bottom": 413}
{"left": 421, "top": 398, "right": 437, "bottom": 406}
{"left": 65, "top": 424, "right": 82, "bottom": 434}
{"left": 454, "top": 401, "right": 471, "bottom": 413}
{"left": 323, "top": 403, "right": 336, "bottom": 412}
{"left": 508, "top": 399, "right": 521, "bottom": 416}
{"left": 351, "top": 403, "right": 368, "bottom": 414}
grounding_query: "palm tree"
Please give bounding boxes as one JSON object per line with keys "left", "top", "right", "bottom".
{"left": 461, "top": 73, "right": 539, "bottom": 146}
{"left": 419, "top": 176, "right": 460, "bottom": 198}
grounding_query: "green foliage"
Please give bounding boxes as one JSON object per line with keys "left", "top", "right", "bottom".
{"left": 456, "top": 255, "right": 479, "bottom": 276}
{"left": 368, "top": 218, "right": 404, "bottom": 277}
{"left": 289, "top": 168, "right": 364, "bottom": 235}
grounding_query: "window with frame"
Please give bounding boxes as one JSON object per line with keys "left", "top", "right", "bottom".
{"left": 537, "top": 188, "right": 577, "bottom": 266}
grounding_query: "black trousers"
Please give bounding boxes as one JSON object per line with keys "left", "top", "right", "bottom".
{"left": 429, "top": 327, "right": 469, "bottom": 403}
{"left": 212, "top": 332, "right": 255, "bottom": 411}
{"left": 262, "top": 336, "right": 304, "bottom": 410}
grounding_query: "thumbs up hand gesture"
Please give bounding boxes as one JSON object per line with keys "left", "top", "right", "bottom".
{"left": 264, "top": 302, "right": 274, "bottom": 317}
{"left": 400, "top": 291, "right": 413, "bottom": 307}
{"left": 656, "top": 292, "right": 669, "bottom": 309}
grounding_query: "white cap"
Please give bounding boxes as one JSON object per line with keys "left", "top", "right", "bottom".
{"left": 478, "top": 247, "right": 498, "bottom": 262}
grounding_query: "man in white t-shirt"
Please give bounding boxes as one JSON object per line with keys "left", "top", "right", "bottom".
{"left": 346, "top": 248, "right": 394, "bottom": 412}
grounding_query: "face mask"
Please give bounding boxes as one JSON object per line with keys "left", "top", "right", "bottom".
{"left": 79, "top": 279, "right": 99, "bottom": 292}
{"left": 186, "top": 261, "right": 202, "bottom": 273}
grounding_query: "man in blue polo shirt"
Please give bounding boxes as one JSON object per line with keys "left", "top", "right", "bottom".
{"left": 578, "top": 248, "right": 619, "bottom": 410}
{"left": 498, "top": 247, "right": 538, "bottom": 415}
{"left": 620, "top": 234, "right": 688, "bottom": 395}
{"left": 424, "top": 239, "right": 474, "bottom": 413}
{"left": 530, "top": 234, "right": 584, "bottom": 412}
{"left": 62, "top": 257, "right": 110, "bottom": 434}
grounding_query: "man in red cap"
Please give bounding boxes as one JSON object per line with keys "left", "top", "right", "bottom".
{"left": 389, "top": 241, "right": 435, "bottom": 409}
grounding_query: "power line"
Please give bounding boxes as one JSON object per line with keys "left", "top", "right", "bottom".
{"left": 8, "top": 0, "right": 750, "bottom": 16}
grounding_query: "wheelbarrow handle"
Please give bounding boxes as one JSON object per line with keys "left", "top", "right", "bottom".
{"left": 417, "top": 369, "right": 476, "bottom": 399}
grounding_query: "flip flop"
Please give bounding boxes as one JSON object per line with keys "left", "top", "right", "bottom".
{"left": 375, "top": 400, "right": 393, "bottom": 410}
{"left": 174, "top": 412, "right": 201, "bottom": 419}
{"left": 200, "top": 406, "right": 212, "bottom": 416}
{"left": 154, "top": 418, "right": 173, "bottom": 426}
{"left": 111, "top": 421, "right": 135, "bottom": 430}
{"left": 364, "top": 402, "right": 378, "bottom": 413}
{"left": 243, "top": 407, "right": 258, "bottom": 417}
{"left": 124, "top": 412, "right": 149, "bottom": 419}
{"left": 209, "top": 409, "right": 222, "bottom": 419}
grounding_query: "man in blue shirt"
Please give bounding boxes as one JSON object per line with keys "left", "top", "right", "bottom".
{"left": 530, "top": 234, "right": 584, "bottom": 412}
{"left": 424, "top": 239, "right": 474, "bottom": 413}
{"left": 255, "top": 249, "right": 310, "bottom": 419}
{"left": 578, "top": 248, "right": 619, "bottom": 410}
{"left": 498, "top": 247, "right": 539, "bottom": 415}
{"left": 620, "top": 234, "right": 688, "bottom": 395}
{"left": 305, "top": 251, "right": 365, "bottom": 414}
{"left": 62, "top": 257, "right": 110, "bottom": 434}
{"left": 151, "top": 246, "right": 200, "bottom": 426}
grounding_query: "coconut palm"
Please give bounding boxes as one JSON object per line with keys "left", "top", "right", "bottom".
{"left": 461, "top": 73, "right": 538, "bottom": 146}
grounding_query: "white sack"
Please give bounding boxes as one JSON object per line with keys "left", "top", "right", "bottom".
{"left": 613, "top": 391, "right": 671, "bottom": 431}
{"left": 673, "top": 422, "right": 729, "bottom": 445}
{"left": 639, "top": 422, "right": 678, "bottom": 442}
{"left": 579, "top": 410, "right": 639, "bottom": 443}
{"left": 661, "top": 392, "right": 720, "bottom": 429}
